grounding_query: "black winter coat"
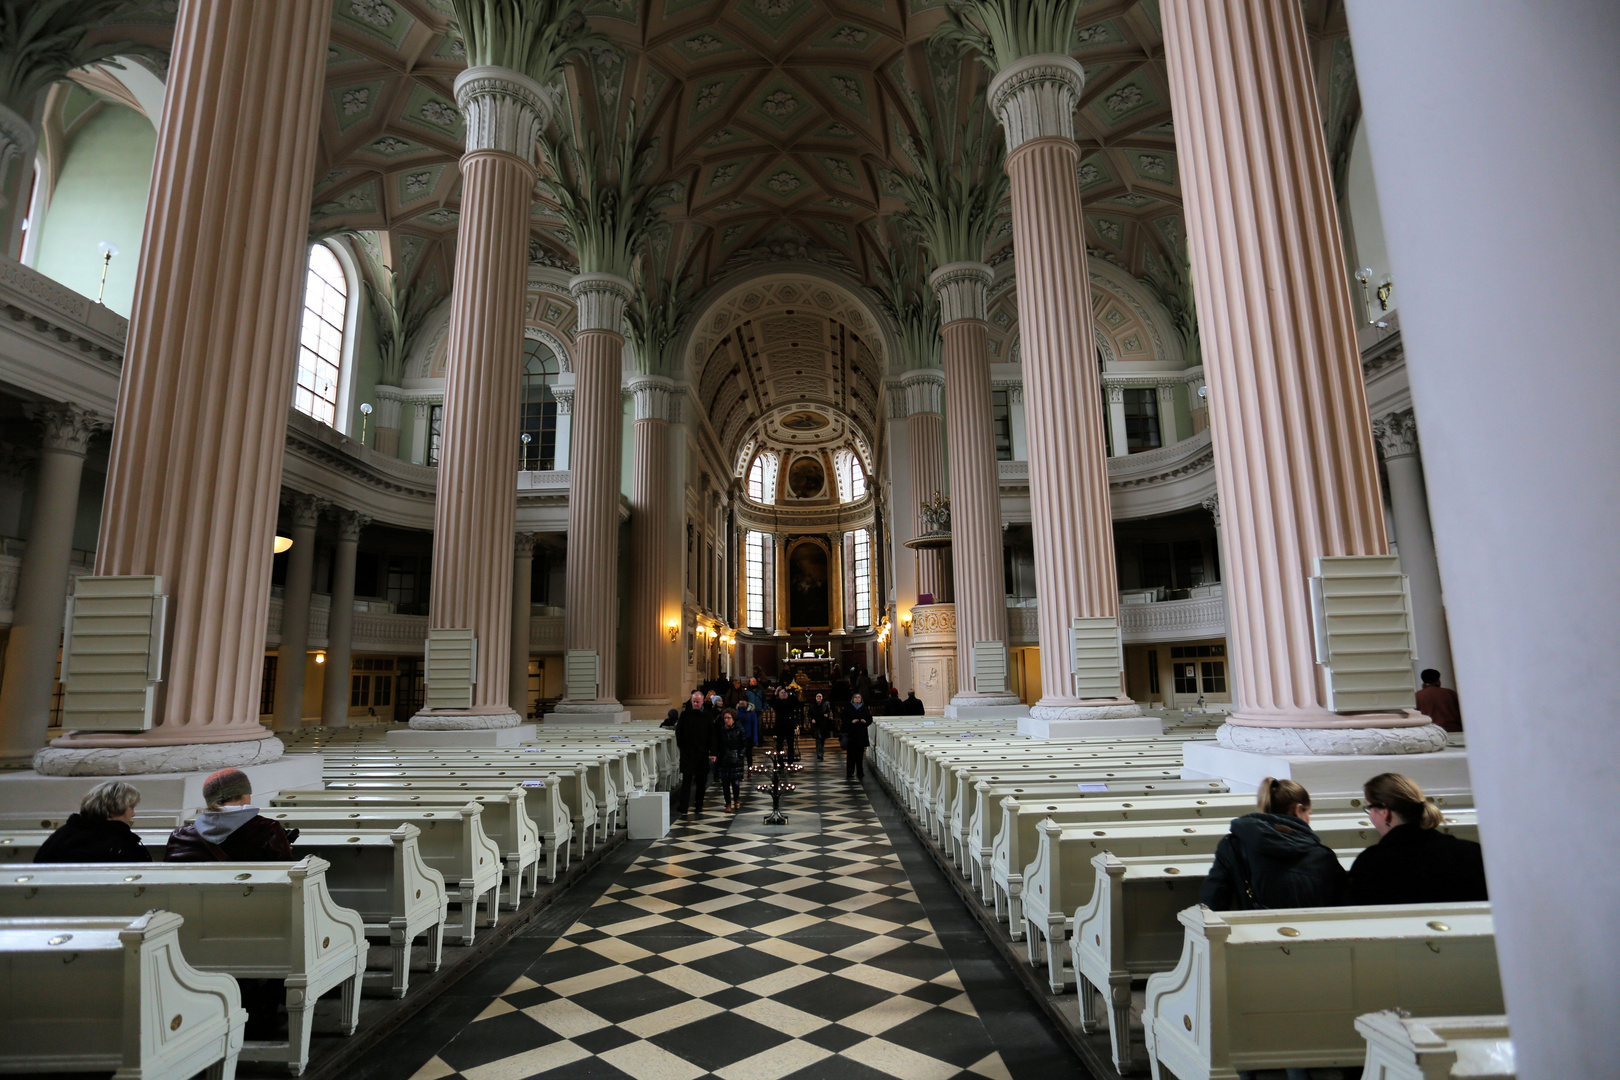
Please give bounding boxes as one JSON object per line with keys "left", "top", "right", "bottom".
{"left": 806, "top": 700, "right": 833, "bottom": 734}
{"left": 34, "top": 814, "right": 153, "bottom": 864}
{"left": 1201, "top": 812, "right": 1347, "bottom": 910}
{"left": 1349, "top": 823, "right": 1489, "bottom": 905}
{"left": 166, "top": 816, "right": 294, "bottom": 862}
{"left": 843, "top": 703, "right": 873, "bottom": 748}
{"left": 713, "top": 722, "right": 750, "bottom": 770}
{"left": 675, "top": 705, "right": 716, "bottom": 766}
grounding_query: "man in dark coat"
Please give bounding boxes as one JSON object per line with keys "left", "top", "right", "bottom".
{"left": 805, "top": 692, "right": 835, "bottom": 760}
{"left": 1414, "top": 668, "right": 1464, "bottom": 733}
{"left": 1201, "top": 810, "right": 1347, "bottom": 910}
{"left": 843, "top": 693, "right": 874, "bottom": 781}
{"left": 674, "top": 690, "right": 716, "bottom": 814}
{"left": 901, "top": 691, "right": 926, "bottom": 716}
{"left": 35, "top": 781, "right": 152, "bottom": 864}
{"left": 167, "top": 769, "right": 294, "bottom": 862}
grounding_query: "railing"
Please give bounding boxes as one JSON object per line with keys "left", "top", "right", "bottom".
{"left": 1003, "top": 586, "right": 1227, "bottom": 647}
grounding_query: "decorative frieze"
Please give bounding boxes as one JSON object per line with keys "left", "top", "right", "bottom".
{"left": 454, "top": 66, "right": 549, "bottom": 158}
{"left": 569, "top": 272, "right": 633, "bottom": 333}
{"left": 1372, "top": 408, "right": 1420, "bottom": 459}
{"left": 929, "top": 261, "right": 994, "bottom": 324}
{"left": 987, "top": 54, "right": 1087, "bottom": 152}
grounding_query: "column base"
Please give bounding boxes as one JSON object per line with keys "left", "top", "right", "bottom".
{"left": 1029, "top": 701, "right": 1145, "bottom": 722}
{"left": 408, "top": 709, "right": 522, "bottom": 731}
{"left": 387, "top": 724, "right": 536, "bottom": 748}
{"left": 548, "top": 703, "right": 633, "bottom": 725}
{"left": 1, "top": 753, "right": 321, "bottom": 821}
{"left": 626, "top": 704, "right": 676, "bottom": 720}
{"left": 1215, "top": 721, "right": 1450, "bottom": 756}
{"left": 1183, "top": 736, "right": 1469, "bottom": 798}
{"left": 944, "top": 694, "right": 1029, "bottom": 719}
{"left": 32, "top": 736, "right": 287, "bottom": 776}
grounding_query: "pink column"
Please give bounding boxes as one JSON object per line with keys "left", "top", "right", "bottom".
{"left": 511, "top": 532, "right": 535, "bottom": 718}
{"left": 902, "top": 371, "right": 949, "bottom": 603}
{"left": 989, "top": 58, "right": 1139, "bottom": 721}
{"left": 1161, "top": 0, "right": 1438, "bottom": 750}
{"left": 932, "top": 264, "right": 1019, "bottom": 712}
{"left": 625, "top": 376, "right": 677, "bottom": 711}
{"left": 36, "top": 0, "right": 332, "bottom": 774}
{"left": 411, "top": 67, "right": 547, "bottom": 730}
{"left": 319, "top": 509, "right": 368, "bottom": 728}
{"left": 554, "top": 273, "right": 633, "bottom": 718}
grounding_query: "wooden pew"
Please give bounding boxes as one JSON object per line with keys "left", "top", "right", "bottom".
{"left": 1020, "top": 810, "right": 1480, "bottom": 973}
{"left": 0, "top": 857, "right": 367, "bottom": 1075}
{"left": 259, "top": 806, "right": 500, "bottom": 946}
{"left": 1144, "top": 903, "right": 1501, "bottom": 1080}
{"left": 275, "top": 785, "right": 545, "bottom": 907}
{"left": 1357, "top": 1010, "right": 1515, "bottom": 1080}
{"left": 0, "top": 911, "right": 244, "bottom": 1079}
{"left": 1, "top": 824, "right": 447, "bottom": 1000}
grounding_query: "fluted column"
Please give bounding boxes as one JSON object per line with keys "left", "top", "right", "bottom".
{"left": 552, "top": 386, "right": 573, "bottom": 470}
{"left": 932, "top": 263, "right": 1019, "bottom": 711}
{"left": 0, "top": 103, "right": 35, "bottom": 264}
{"left": 0, "top": 405, "right": 106, "bottom": 765}
{"left": 773, "top": 534, "right": 788, "bottom": 636}
{"left": 626, "top": 377, "right": 678, "bottom": 708}
{"left": 990, "top": 58, "right": 1137, "bottom": 720}
{"left": 320, "top": 510, "right": 367, "bottom": 728}
{"left": 1161, "top": 0, "right": 1435, "bottom": 750}
{"left": 554, "top": 272, "right": 632, "bottom": 715}
{"left": 902, "top": 370, "right": 949, "bottom": 601}
{"left": 373, "top": 386, "right": 405, "bottom": 458}
{"left": 273, "top": 494, "right": 324, "bottom": 732}
{"left": 511, "top": 531, "right": 535, "bottom": 718}
{"left": 1373, "top": 410, "right": 1455, "bottom": 685}
{"left": 412, "top": 67, "right": 547, "bottom": 730}
{"left": 35, "top": 0, "right": 332, "bottom": 773}
{"left": 829, "top": 534, "right": 846, "bottom": 634}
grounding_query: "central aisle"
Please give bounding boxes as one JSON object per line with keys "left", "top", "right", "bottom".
{"left": 397, "top": 743, "right": 1082, "bottom": 1080}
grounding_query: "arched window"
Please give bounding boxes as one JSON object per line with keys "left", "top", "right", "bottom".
{"left": 294, "top": 242, "right": 350, "bottom": 426}
{"left": 851, "top": 527, "right": 873, "bottom": 626}
{"left": 835, "top": 448, "right": 867, "bottom": 502}
{"left": 747, "top": 451, "right": 778, "bottom": 504}
{"left": 744, "top": 530, "right": 769, "bottom": 628}
{"left": 519, "top": 337, "right": 561, "bottom": 470}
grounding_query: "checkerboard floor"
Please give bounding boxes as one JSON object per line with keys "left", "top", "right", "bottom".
{"left": 405, "top": 745, "right": 1026, "bottom": 1080}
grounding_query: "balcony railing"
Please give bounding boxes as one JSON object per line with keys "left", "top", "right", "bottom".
{"left": 1004, "top": 585, "right": 1226, "bottom": 647}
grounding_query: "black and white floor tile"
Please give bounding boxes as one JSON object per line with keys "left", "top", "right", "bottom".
{"left": 398, "top": 745, "right": 1070, "bottom": 1080}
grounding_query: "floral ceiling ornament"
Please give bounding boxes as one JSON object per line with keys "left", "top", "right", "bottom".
{"left": 372, "top": 136, "right": 411, "bottom": 155}
{"left": 419, "top": 99, "right": 458, "bottom": 126}
{"left": 696, "top": 82, "right": 724, "bottom": 110}
{"left": 342, "top": 88, "right": 371, "bottom": 115}
{"left": 1138, "top": 154, "right": 1168, "bottom": 175}
{"left": 351, "top": 0, "right": 396, "bottom": 28}
{"left": 1076, "top": 23, "right": 1110, "bottom": 45}
{"left": 755, "top": 0, "right": 794, "bottom": 17}
{"left": 767, "top": 171, "right": 802, "bottom": 194}
{"left": 685, "top": 34, "right": 725, "bottom": 53}
{"left": 832, "top": 26, "right": 868, "bottom": 44}
{"left": 1106, "top": 84, "right": 1145, "bottom": 112}
{"left": 1078, "top": 162, "right": 1101, "bottom": 185}
{"left": 762, "top": 90, "right": 798, "bottom": 118}
{"left": 830, "top": 76, "right": 862, "bottom": 104}
{"left": 404, "top": 171, "right": 433, "bottom": 196}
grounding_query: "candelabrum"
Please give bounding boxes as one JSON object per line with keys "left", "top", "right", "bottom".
{"left": 750, "top": 748, "right": 802, "bottom": 825}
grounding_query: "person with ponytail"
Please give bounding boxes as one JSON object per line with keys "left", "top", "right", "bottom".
{"left": 1201, "top": 777, "right": 1347, "bottom": 911}
{"left": 1350, "top": 773, "right": 1488, "bottom": 905}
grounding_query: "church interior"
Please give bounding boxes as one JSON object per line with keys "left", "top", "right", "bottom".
{"left": 0, "top": 1, "right": 1612, "bottom": 1078}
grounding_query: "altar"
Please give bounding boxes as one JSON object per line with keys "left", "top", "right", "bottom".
{"left": 782, "top": 656, "right": 837, "bottom": 683}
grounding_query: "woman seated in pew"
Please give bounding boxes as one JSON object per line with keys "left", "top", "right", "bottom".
{"left": 1202, "top": 778, "right": 1347, "bottom": 910}
{"left": 1351, "top": 772, "right": 1489, "bottom": 905}
{"left": 34, "top": 780, "right": 152, "bottom": 864}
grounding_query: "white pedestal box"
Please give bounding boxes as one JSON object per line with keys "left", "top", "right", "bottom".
{"left": 1182, "top": 741, "right": 1472, "bottom": 798}
{"left": 1017, "top": 716, "right": 1165, "bottom": 740}
{"left": 944, "top": 702, "right": 1031, "bottom": 720}
{"left": 627, "top": 791, "right": 670, "bottom": 840}
{"left": 385, "top": 724, "right": 536, "bottom": 748}
{"left": 0, "top": 753, "right": 323, "bottom": 824}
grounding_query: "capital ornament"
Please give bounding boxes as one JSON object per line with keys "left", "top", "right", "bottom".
{"left": 552, "top": 387, "right": 574, "bottom": 417}
{"left": 898, "top": 369, "right": 945, "bottom": 417}
{"left": 1201, "top": 494, "right": 1221, "bottom": 528}
{"left": 335, "top": 509, "right": 371, "bottom": 543}
{"left": 987, "top": 54, "right": 1087, "bottom": 152}
{"left": 1372, "top": 408, "right": 1420, "bottom": 459}
{"left": 515, "top": 531, "right": 537, "bottom": 558}
{"left": 569, "top": 272, "right": 633, "bottom": 334}
{"left": 629, "top": 376, "right": 681, "bottom": 423}
{"left": 28, "top": 402, "right": 107, "bottom": 456}
{"left": 454, "top": 66, "right": 550, "bottom": 159}
{"left": 929, "top": 261, "right": 994, "bottom": 324}
{"left": 284, "top": 491, "right": 328, "bottom": 529}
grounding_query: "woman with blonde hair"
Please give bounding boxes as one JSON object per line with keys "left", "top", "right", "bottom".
{"left": 1201, "top": 777, "right": 1347, "bottom": 911}
{"left": 1350, "top": 773, "right": 1488, "bottom": 904}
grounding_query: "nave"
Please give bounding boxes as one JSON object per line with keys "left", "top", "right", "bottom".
{"left": 360, "top": 749, "right": 1079, "bottom": 1080}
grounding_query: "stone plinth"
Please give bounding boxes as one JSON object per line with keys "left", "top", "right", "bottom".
{"left": 386, "top": 724, "right": 536, "bottom": 748}
{"left": 1183, "top": 740, "right": 1471, "bottom": 799}
{"left": 0, "top": 754, "right": 322, "bottom": 823}
{"left": 907, "top": 603, "right": 958, "bottom": 716}
{"left": 1017, "top": 715, "right": 1164, "bottom": 740}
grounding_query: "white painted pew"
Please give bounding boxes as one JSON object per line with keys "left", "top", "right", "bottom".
{"left": 323, "top": 767, "right": 598, "bottom": 854}
{"left": 275, "top": 785, "right": 545, "bottom": 906}
{"left": 0, "top": 911, "right": 244, "bottom": 1079}
{"left": 0, "top": 857, "right": 367, "bottom": 1075}
{"left": 1357, "top": 1010, "right": 1515, "bottom": 1080}
{"left": 323, "top": 760, "right": 617, "bottom": 839}
{"left": 332, "top": 747, "right": 638, "bottom": 819}
{"left": 259, "top": 806, "right": 500, "bottom": 946}
{"left": 0, "top": 825, "right": 447, "bottom": 1000}
{"left": 1144, "top": 903, "right": 1501, "bottom": 1080}
{"left": 1021, "top": 810, "right": 1480, "bottom": 973}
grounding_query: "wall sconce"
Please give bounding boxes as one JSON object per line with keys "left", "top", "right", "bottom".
{"left": 666, "top": 619, "right": 680, "bottom": 642}
{"left": 900, "top": 611, "right": 912, "bottom": 637}
{"left": 1354, "top": 267, "right": 1391, "bottom": 329}
{"left": 314, "top": 651, "right": 326, "bottom": 665}
{"left": 273, "top": 535, "right": 294, "bottom": 554}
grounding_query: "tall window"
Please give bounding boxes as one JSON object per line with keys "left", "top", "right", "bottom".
{"left": 295, "top": 243, "right": 349, "bottom": 426}
{"left": 835, "top": 448, "right": 866, "bottom": 502}
{"left": 519, "top": 338, "right": 560, "bottom": 469}
{"left": 426, "top": 404, "right": 443, "bottom": 466}
{"left": 747, "top": 452, "right": 778, "bottom": 503}
{"left": 745, "top": 531, "right": 767, "bottom": 628}
{"left": 851, "top": 527, "right": 872, "bottom": 627}
{"left": 1123, "top": 388, "right": 1162, "bottom": 452}
{"left": 992, "top": 390, "right": 1013, "bottom": 460}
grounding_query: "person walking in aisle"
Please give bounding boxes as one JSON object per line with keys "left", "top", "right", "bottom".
{"left": 714, "top": 709, "right": 749, "bottom": 812}
{"left": 806, "top": 691, "right": 834, "bottom": 760}
{"left": 736, "top": 697, "right": 761, "bottom": 770}
{"left": 675, "top": 690, "right": 715, "bottom": 815}
{"left": 843, "top": 692, "right": 873, "bottom": 781}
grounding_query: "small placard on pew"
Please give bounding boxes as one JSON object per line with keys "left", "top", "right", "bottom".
{"left": 1078, "top": 783, "right": 1109, "bottom": 792}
